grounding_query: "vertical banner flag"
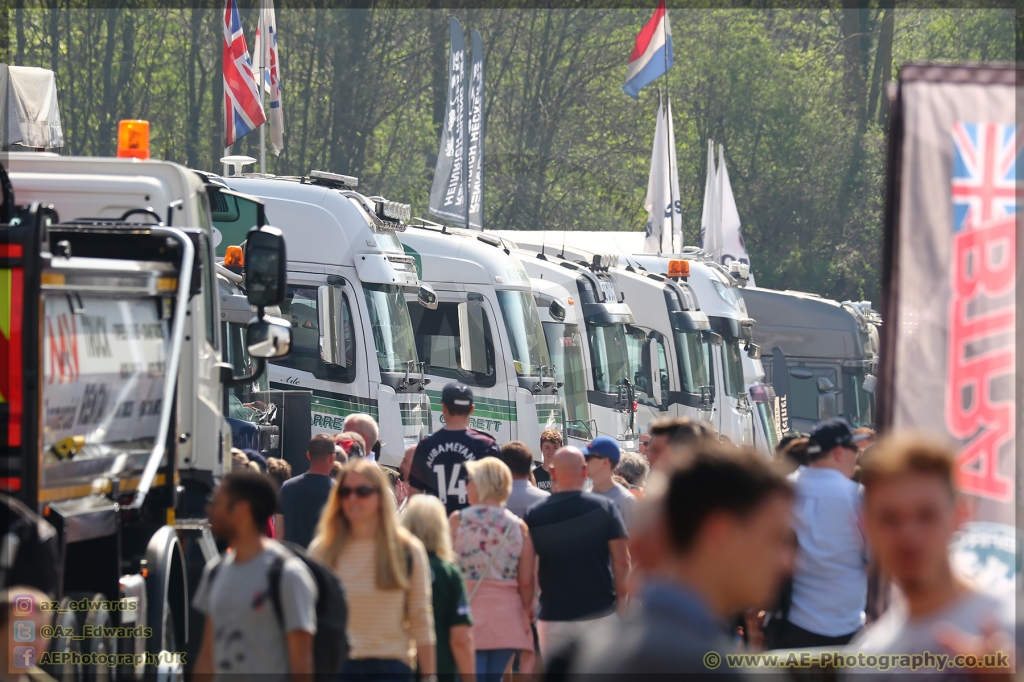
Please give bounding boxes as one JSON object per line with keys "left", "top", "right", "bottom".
{"left": 429, "top": 18, "right": 468, "bottom": 225}
{"left": 223, "top": 0, "right": 266, "bottom": 147}
{"left": 879, "top": 63, "right": 1020, "bottom": 598}
{"left": 623, "top": 0, "right": 673, "bottom": 100}
{"left": 643, "top": 95, "right": 681, "bottom": 254}
{"left": 253, "top": 0, "right": 284, "bottom": 155}
{"left": 466, "top": 30, "right": 485, "bottom": 230}
{"left": 717, "top": 145, "right": 755, "bottom": 285}
{"left": 700, "top": 140, "right": 721, "bottom": 257}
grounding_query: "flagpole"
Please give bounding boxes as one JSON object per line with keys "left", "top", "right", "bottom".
{"left": 661, "top": 2, "right": 676, "bottom": 254}
{"left": 258, "top": 0, "right": 267, "bottom": 176}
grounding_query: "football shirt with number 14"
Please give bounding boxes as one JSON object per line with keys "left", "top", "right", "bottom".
{"left": 408, "top": 428, "right": 501, "bottom": 515}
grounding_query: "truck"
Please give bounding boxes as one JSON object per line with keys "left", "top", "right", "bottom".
{"left": 507, "top": 241, "right": 714, "bottom": 450}
{"left": 217, "top": 173, "right": 437, "bottom": 467}
{"left": 501, "top": 244, "right": 638, "bottom": 450}
{"left": 742, "top": 287, "right": 880, "bottom": 435}
{"left": 1, "top": 153, "right": 291, "bottom": 680}
{"left": 398, "top": 224, "right": 564, "bottom": 452}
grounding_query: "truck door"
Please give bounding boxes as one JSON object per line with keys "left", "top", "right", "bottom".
{"left": 408, "top": 290, "right": 511, "bottom": 443}
{"left": 269, "top": 277, "right": 370, "bottom": 442}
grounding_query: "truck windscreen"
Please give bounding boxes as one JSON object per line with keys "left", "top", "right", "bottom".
{"left": 588, "top": 323, "right": 630, "bottom": 394}
{"left": 363, "top": 283, "right": 418, "bottom": 372}
{"left": 543, "top": 322, "right": 590, "bottom": 438}
{"left": 496, "top": 290, "right": 551, "bottom": 377}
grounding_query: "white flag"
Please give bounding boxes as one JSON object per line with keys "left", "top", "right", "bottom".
{"left": 252, "top": 0, "right": 283, "bottom": 155}
{"left": 643, "top": 95, "right": 682, "bottom": 254}
{"left": 717, "top": 144, "right": 755, "bottom": 285}
{"left": 700, "top": 139, "right": 720, "bottom": 257}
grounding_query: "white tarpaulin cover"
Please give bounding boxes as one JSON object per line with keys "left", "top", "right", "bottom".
{"left": 4, "top": 65, "right": 63, "bottom": 149}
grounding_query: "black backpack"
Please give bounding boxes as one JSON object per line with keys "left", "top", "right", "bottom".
{"left": 208, "top": 542, "right": 349, "bottom": 675}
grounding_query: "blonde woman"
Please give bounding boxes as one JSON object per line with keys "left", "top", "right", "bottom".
{"left": 401, "top": 496, "right": 476, "bottom": 680}
{"left": 450, "top": 458, "right": 534, "bottom": 680}
{"left": 309, "top": 459, "right": 436, "bottom": 682}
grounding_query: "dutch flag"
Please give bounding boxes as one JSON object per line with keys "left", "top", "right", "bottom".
{"left": 623, "top": 0, "right": 673, "bottom": 100}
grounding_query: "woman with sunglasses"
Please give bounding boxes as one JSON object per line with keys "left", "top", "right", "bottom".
{"left": 309, "top": 459, "right": 436, "bottom": 682}
{"left": 450, "top": 458, "right": 535, "bottom": 681}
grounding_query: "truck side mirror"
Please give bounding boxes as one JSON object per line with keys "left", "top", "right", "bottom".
{"left": 746, "top": 343, "right": 762, "bottom": 360}
{"left": 247, "top": 315, "right": 292, "bottom": 359}
{"left": 417, "top": 283, "right": 438, "bottom": 310}
{"left": 818, "top": 392, "right": 837, "bottom": 420}
{"left": 816, "top": 376, "right": 835, "bottom": 393}
{"left": 861, "top": 374, "right": 877, "bottom": 394}
{"left": 705, "top": 331, "right": 724, "bottom": 346}
{"left": 318, "top": 285, "right": 348, "bottom": 368}
{"left": 548, "top": 300, "right": 566, "bottom": 322}
{"left": 245, "top": 225, "right": 287, "bottom": 308}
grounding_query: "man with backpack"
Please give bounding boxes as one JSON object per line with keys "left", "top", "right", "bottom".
{"left": 194, "top": 472, "right": 339, "bottom": 681}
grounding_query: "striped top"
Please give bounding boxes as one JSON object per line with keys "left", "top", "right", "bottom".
{"left": 326, "top": 536, "right": 436, "bottom": 665}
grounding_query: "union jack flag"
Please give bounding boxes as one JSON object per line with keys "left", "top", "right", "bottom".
{"left": 951, "top": 122, "right": 1022, "bottom": 232}
{"left": 223, "top": 0, "right": 265, "bottom": 148}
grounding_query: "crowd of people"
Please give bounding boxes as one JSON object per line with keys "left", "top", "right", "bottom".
{"left": 2, "top": 381, "right": 1015, "bottom": 682}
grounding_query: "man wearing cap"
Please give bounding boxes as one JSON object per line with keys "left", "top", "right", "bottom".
{"left": 584, "top": 436, "right": 638, "bottom": 528}
{"left": 770, "top": 417, "right": 870, "bottom": 649}
{"left": 408, "top": 382, "right": 501, "bottom": 515}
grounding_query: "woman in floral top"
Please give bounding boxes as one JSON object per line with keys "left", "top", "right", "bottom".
{"left": 449, "top": 457, "right": 535, "bottom": 680}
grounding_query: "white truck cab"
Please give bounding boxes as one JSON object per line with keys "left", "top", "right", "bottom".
{"left": 221, "top": 173, "right": 433, "bottom": 467}
{"left": 398, "top": 225, "right": 563, "bottom": 450}
{"left": 529, "top": 277, "right": 595, "bottom": 447}
{"left": 502, "top": 245, "right": 639, "bottom": 450}
{"left": 7, "top": 152, "right": 232, "bottom": 486}
{"left": 628, "top": 252, "right": 758, "bottom": 449}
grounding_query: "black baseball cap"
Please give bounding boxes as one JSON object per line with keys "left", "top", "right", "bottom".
{"left": 441, "top": 382, "right": 474, "bottom": 407}
{"left": 807, "top": 417, "right": 870, "bottom": 456}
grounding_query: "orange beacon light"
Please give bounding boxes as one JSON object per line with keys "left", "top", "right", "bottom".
{"left": 117, "top": 120, "right": 150, "bottom": 159}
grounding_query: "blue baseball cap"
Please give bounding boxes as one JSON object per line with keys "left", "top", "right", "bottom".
{"left": 582, "top": 435, "right": 621, "bottom": 464}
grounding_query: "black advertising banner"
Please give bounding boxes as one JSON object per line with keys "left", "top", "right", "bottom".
{"left": 879, "top": 63, "right": 1020, "bottom": 598}
{"left": 466, "top": 29, "right": 485, "bottom": 230}
{"left": 428, "top": 18, "right": 467, "bottom": 225}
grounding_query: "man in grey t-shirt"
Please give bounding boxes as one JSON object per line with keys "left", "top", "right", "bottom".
{"left": 583, "top": 436, "right": 638, "bottom": 528}
{"left": 194, "top": 473, "right": 318, "bottom": 681}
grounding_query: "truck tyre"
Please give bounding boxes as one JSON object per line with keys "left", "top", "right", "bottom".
{"left": 77, "top": 592, "right": 117, "bottom": 682}
{"left": 142, "top": 527, "right": 187, "bottom": 681}
{"left": 41, "top": 596, "right": 83, "bottom": 682}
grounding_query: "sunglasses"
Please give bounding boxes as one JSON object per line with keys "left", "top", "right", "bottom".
{"left": 338, "top": 485, "right": 377, "bottom": 499}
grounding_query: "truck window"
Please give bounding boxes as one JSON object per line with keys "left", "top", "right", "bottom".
{"left": 409, "top": 301, "right": 497, "bottom": 388}
{"left": 787, "top": 367, "right": 838, "bottom": 421}
{"left": 625, "top": 332, "right": 669, "bottom": 407}
{"left": 273, "top": 285, "right": 356, "bottom": 382}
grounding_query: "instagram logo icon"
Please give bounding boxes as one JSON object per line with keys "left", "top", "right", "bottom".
{"left": 12, "top": 596, "right": 33, "bottom": 616}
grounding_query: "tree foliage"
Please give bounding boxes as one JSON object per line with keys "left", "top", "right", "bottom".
{"left": 8, "top": 5, "right": 1014, "bottom": 301}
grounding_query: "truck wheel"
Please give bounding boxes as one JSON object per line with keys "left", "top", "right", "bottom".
{"left": 79, "top": 593, "right": 117, "bottom": 682}
{"left": 41, "top": 596, "right": 83, "bottom": 682}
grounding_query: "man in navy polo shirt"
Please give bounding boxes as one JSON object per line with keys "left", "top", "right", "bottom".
{"left": 408, "top": 382, "right": 501, "bottom": 515}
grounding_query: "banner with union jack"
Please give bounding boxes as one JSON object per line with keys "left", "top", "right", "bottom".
{"left": 223, "top": 0, "right": 265, "bottom": 148}
{"left": 879, "top": 64, "right": 1020, "bottom": 598}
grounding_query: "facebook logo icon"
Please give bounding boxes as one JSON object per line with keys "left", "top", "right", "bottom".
{"left": 13, "top": 646, "right": 34, "bottom": 668}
